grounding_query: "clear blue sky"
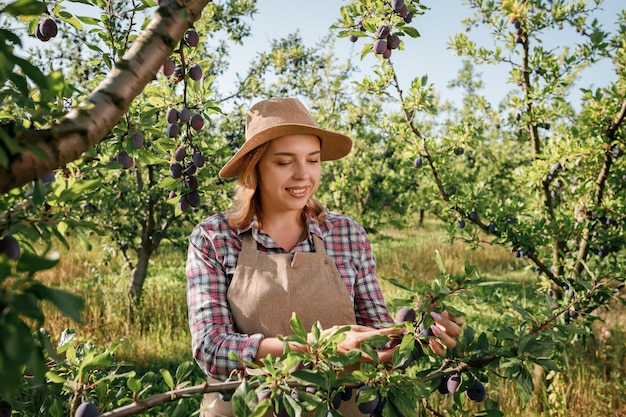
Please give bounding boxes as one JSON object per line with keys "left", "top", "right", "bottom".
{"left": 14, "top": 0, "right": 622, "bottom": 106}
{"left": 224, "top": 0, "right": 622, "bottom": 107}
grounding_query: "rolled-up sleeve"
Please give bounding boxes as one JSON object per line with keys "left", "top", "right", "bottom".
{"left": 186, "top": 220, "right": 264, "bottom": 380}
{"left": 318, "top": 212, "right": 393, "bottom": 328}
{"left": 352, "top": 225, "right": 394, "bottom": 327}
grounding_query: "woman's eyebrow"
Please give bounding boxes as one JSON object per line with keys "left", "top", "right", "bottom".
{"left": 272, "top": 150, "right": 321, "bottom": 157}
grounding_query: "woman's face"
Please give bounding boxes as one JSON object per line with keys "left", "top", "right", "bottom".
{"left": 256, "top": 134, "right": 321, "bottom": 218}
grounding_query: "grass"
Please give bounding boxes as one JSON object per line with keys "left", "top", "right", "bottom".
{"left": 35, "top": 220, "right": 626, "bottom": 416}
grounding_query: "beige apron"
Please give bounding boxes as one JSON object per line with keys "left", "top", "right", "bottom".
{"left": 201, "top": 232, "right": 363, "bottom": 416}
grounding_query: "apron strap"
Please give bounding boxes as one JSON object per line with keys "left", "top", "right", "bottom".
{"left": 312, "top": 234, "right": 326, "bottom": 254}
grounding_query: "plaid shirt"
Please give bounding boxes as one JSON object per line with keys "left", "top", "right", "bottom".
{"left": 186, "top": 210, "right": 393, "bottom": 379}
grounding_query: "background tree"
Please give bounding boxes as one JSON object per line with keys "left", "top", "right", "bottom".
{"left": 336, "top": 0, "right": 625, "bottom": 406}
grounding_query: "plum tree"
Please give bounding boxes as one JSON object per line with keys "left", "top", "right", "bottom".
{"left": 0, "top": 0, "right": 258, "bottom": 401}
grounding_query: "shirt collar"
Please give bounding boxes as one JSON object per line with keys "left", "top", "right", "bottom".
{"left": 235, "top": 211, "right": 324, "bottom": 244}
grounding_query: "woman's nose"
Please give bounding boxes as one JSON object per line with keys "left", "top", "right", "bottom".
{"left": 293, "top": 161, "right": 310, "bottom": 179}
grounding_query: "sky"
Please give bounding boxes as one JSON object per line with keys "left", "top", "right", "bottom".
{"left": 12, "top": 0, "right": 622, "bottom": 107}
{"left": 223, "top": 0, "right": 623, "bottom": 107}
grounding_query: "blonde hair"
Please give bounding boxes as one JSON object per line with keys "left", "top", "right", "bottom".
{"left": 226, "top": 143, "right": 326, "bottom": 230}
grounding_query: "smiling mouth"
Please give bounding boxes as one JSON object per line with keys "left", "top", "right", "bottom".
{"left": 286, "top": 187, "right": 308, "bottom": 196}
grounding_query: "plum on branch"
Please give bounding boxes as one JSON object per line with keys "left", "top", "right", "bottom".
{"left": 0, "top": 234, "right": 20, "bottom": 260}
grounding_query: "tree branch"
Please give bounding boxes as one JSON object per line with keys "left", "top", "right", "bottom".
{"left": 0, "top": 0, "right": 211, "bottom": 194}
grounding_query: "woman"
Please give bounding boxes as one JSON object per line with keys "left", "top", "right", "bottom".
{"left": 186, "top": 97, "right": 462, "bottom": 416}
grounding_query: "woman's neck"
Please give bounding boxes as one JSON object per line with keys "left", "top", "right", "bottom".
{"left": 260, "top": 210, "right": 306, "bottom": 251}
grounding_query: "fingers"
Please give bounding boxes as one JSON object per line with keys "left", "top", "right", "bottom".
{"left": 376, "top": 347, "right": 397, "bottom": 363}
{"left": 430, "top": 311, "right": 462, "bottom": 338}
{"left": 329, "top": 325, "right": 403, "bottom": 361}
{"left": 427, "top": 310, "right": 465, "bottom": 356}
{"left": 442, "top": 309, "right": 466, "bottom": 326}
{"left": 430, "top": 324, "right": 457, "bottom": 349}
{"left": 428, "top": 339, "right": 446, "bottom": 357}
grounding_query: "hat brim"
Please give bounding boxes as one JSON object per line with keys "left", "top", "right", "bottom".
{"left": 218, "top": 124, "right": 353, "bottom": 178}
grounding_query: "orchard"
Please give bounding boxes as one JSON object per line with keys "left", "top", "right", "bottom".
{"left": 1, "top": 0, "right": 625, "bottom": 416}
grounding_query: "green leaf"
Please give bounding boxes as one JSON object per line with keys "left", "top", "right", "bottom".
{"left": 57, "top": 179, "right": 101, "bottom": 202}
{"left": 359, "top": 343, "right": 379, "bottom": 363}
{"left": 74, "top": 227, "right": 93, "bottom": 251}
{"left": 232, "top": 380, "right": 267, "bottom": 417}
{"left": 13, "top": 54, "right": 48, "bottom": 87}
{"left": 355, "top": 386, "right": 378, "bottom": 405}
{"left": 434, "top": 250, "right": 446, "bottom": 274}
{"left": 534, "top": 358, "right": 562, "bottom": 372}
{"left": 56, "top": 11, "right": 84, "bottom": 30}
{"left": 403, "top": 26, "right": 421, "bottom": 38}
{"left": 160, "top": 368, "right": 175, "bottom": 390}
{"left": 289, "top": 312, "right": 307, "bottom": 339}
{"left": 462, "top": 325, "right": 475, "bottom": 345}
{"left": 475, "top": 410, "right": 504, "bottom": 417}
{"left": 1, "top": 312, "right": 34, "bottom": 364}
{"left": 11, "top": 292, "right": 44, "bottom": 322}
{"left": 1, "top": 0, "right": 46, "bottom": 16}
{"left": 515, "top": 366, "right": 534, "bottom": 405}
{"left": 16, "top": 251, "right": 59, "bottom": 273}
{"left": 495, "top": 326, "right": 517, "bottom": 340}
{"left": 76, "top": 15, "right": 100, "bottom": 25}
{"left": 46, "top": 371, "right": 67, "bottom": 384}
{"left": 127, "top": 376, "right": 142, "bottom": 393}
{"left": 30, "top": 284, "right": 84, "bottom": 323}
{"left": 78, "top": 350, "right": 113, "bottom": 377}
{"left": 384, "top": 277, "right": 414, "bottom": 292}
{"left": 291, "top": 368, "right": 327, "bottom": 389}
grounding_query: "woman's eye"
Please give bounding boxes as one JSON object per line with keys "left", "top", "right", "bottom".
{"left": 308, "top": 159, "right": 319, "bottom": 164}
{"left": 277, "top": 161, "right": 291, "bottom": 166}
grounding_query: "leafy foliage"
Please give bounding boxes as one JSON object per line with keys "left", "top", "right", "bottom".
{"left": 1, "top": 0, "right": 626, "bottom": 415}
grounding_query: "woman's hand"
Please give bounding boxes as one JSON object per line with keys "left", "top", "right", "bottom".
{"left": 326, "top": 325, "right": 404, "bottom": 363}
{"left": 426, "top": 310, "right": 465, "bottom": 356}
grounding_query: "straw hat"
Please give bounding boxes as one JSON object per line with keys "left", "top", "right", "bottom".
{"left": 218, "top": 97, "right": 353, "bottom": 178}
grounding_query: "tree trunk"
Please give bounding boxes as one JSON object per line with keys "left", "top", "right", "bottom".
{"left": 129, "top": 245, "right": 152, "bottom": 301}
